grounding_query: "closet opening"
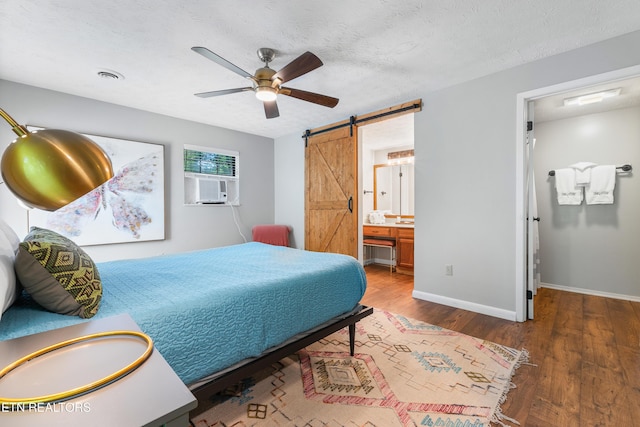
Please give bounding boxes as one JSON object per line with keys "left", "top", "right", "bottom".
{"left": 515, "top": 64, "right": 640, "bottom": 321}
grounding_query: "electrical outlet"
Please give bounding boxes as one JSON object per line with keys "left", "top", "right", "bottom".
{"left": 445, "top": 264, "right": 453, "bottom": 276}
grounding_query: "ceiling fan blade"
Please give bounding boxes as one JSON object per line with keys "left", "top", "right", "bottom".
{"left": 264, "top": 100, "right": 280, "bottom": 119}
{"left": 192, "top": 46, "right": 255, "bottom": 80}
{"left": 194, "top": 87, "right": 253, "bottom": 98}
{"left": 272, "top": 51, "right": 323, "bottom": 83}
{"left": 279, "top": 87, "right": 339, "bottom": 108}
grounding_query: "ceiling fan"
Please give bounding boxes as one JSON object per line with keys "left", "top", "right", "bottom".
{"left": 191, "top": 46, "right": 339, "bottom": 119}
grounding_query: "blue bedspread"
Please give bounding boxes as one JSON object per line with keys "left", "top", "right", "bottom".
{"left": 0, "top": 242, "right": 367, "bottom": 385}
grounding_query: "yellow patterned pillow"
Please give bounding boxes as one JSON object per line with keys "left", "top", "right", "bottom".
{"left": 15, "top": 227, "right": 102, "bottom": 318}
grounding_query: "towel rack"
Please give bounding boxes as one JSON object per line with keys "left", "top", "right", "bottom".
{"left": 548, "top": 164, "right": 632, "bottom": 176}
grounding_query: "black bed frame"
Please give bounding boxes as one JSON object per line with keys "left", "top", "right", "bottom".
{"left": 191, "top": 305, "right": 374, "bottom": 397}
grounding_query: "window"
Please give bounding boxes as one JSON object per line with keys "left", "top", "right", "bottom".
{"left": 183, "top": 144, "right": 239, "bottom": 205}
{"left": 184, "top": 148, "right": 236, "bottom": 177}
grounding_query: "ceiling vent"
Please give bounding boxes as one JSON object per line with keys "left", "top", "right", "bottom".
{"left": 96, "top": 70, "right": 124, "bottom": 80}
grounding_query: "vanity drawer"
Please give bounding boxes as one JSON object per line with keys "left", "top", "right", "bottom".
{"left": 363, "top": 226, "right": 392, "bottom": 237}
{"left": 396, "top": 228, "right": 414, "bottom": 239}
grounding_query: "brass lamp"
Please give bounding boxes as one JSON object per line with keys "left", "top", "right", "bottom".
{"left": 0, "top": 108, "right": 114, "bottom": 211}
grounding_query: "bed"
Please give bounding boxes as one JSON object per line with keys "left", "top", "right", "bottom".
{"left": 0, "top": 239, "right": 370, "bottom": 394}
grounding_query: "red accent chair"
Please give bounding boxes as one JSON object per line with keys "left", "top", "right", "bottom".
{"left": 252, "top": 225, "right": 291, "bottom": 247}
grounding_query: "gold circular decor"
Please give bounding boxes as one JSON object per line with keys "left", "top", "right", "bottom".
{"left": 0, "top": 330, "right": 153, "bottom": 406}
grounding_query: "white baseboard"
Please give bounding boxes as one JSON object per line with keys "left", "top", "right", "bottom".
{"left": 540, "top": 282, "right": 640, "bottom": 302}
{"left": 412, "top": 290, "right": 517, "bottom": 321}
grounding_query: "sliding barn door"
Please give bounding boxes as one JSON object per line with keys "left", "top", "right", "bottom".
{"left": 305, "top": 126, "right": 358, "bottom": 257}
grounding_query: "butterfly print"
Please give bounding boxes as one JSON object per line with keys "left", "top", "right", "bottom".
{"left": 46, "top": 152, "right": 161, "bottom": 239}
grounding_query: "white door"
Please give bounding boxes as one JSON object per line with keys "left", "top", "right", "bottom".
{"left": 525, "top": 101, "right": 538, "bottom": 319}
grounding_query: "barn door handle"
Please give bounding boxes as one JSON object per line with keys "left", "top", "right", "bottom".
{"left": 348, "top": 196, "right": 353, "bottom": 213}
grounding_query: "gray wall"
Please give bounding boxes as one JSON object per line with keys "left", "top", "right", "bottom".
{"left": 273, "top": 132, "right": 305, "bottom": 248}
{"left": 534, "top": 106, "right": 640, "bottom": 297}
{"left": 275, "top": 30, "right": 640, "bottom": 320}
{"left": 0, "top": 80, "right": 275, "bottom": 262}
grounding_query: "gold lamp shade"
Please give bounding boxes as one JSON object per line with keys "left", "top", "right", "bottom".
{"left": 1, "top": 108, "right": 114, "bottom": 211}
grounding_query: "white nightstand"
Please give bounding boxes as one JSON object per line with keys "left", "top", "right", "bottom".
{"left": 0, "top": 313, "right": 197, "bottom": 427}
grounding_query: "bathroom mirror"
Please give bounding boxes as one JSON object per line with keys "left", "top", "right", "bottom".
{"left": 373, "top": 163, "right": 414, "bottom": 216}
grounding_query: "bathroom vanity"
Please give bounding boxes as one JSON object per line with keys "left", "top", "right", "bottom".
{"left": 363, "top": 223, "right": 414, "bottom": 274}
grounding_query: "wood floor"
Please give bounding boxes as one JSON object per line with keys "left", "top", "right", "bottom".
{"left": 361, "top": 265, "right": 640, "bottom": 427}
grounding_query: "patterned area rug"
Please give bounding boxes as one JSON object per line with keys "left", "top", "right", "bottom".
{"left": 190, "top": 309, "right": 528, "bottom": 427}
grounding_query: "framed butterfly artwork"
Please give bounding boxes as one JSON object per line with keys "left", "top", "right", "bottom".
{"left": 27, "top": 129, "right": 165, "bottom": 246}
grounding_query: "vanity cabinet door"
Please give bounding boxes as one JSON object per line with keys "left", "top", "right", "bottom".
{"left": 396, "top": 228, "right": 414, "bottom": 271}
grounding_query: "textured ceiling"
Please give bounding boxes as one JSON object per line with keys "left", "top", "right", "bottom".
{"left": 2, "top": 1, "right": 640, "bottom": 139}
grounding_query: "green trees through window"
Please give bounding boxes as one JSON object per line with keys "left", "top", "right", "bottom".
{"left": 183, "top": 149, "right": 236, "bottom": 177}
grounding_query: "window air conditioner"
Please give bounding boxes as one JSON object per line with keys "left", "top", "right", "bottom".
{"left": 195, "top": 178, "right": 227, "bottom": 204}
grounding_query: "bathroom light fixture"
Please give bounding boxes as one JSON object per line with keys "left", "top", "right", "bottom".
{"left": 563, "top": 88, "right": 621, "bottom": 106}
{"left": 0, "top": 108, "right": 114, "bottom": 211}
{"left": 387, "top": 149, "right": 414, "bottom": 165}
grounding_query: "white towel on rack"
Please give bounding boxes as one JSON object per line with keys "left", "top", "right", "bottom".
{"left": 555, "top": 168, "right": 583, "bottom": 205}
{"left": 569, "top": 162, "right": 597, "bottom": 186}
{"left": 585, "top": 165, "right": 616, "bottom": 204}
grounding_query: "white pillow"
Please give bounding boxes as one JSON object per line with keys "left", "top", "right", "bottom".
{"left": 0, "top": 219, "right": 20, "bottom": 250}
{"left": 0, "top": 219, "right": 20, "bottom": 319}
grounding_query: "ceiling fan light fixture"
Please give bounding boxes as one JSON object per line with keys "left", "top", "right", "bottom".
{"left": 255, "top": 87, "right": 277, "bottom": 102}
